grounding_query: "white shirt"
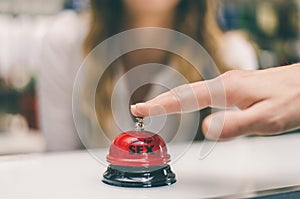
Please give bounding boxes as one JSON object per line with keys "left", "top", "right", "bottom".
{"left": 38, "top": 11, "right": 88, "bottom": 151}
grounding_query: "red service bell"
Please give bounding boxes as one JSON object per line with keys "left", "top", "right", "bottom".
{"left": 102, "top": 117, "right": 176, "bottom": 188}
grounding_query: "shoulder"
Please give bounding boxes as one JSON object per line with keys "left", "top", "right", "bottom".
{"left": 43, "top": 10, "right": 89, "bottom": 50}
{"left": 39, "top": 10, "right": 90, "bottom": 87}
{"left": 219, "top": 30, "right": 259, "bottom": 70}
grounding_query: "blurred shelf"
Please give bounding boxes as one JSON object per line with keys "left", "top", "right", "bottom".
{"left": 0, "top": 0, "right": 65, "bottom": 15}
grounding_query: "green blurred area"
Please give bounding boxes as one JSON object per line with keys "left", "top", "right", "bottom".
{"left": 219, "top": 0, "right": 300, "bottom": 67}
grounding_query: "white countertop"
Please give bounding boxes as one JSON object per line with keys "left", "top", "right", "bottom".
{"left": 1, "top": 133, "right": 300, "bottom": 199}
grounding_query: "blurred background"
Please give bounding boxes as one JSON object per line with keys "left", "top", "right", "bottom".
{"left": 0, "top": 0, "right": 299, "bottom": 155}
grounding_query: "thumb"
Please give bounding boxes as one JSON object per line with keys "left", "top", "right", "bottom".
{"left": 202, "top": 109, "right": 259, "bottom": 140}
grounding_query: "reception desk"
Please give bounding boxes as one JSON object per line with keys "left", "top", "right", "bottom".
{"left": 1, "top": 133, "right": 300, "bottom": 199}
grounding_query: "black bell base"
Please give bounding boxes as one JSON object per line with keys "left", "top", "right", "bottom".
{"left": 102, "top": 164, "right": 176, "bottom": 188}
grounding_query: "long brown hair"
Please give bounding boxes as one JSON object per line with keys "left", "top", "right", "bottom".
{"left": 84, "top": 0, "right": 225, "bottom": 65}
{"left": 82, "top": 0, "right": 230, "bottom": 139}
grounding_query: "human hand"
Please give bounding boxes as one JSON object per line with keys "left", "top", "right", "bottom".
{"left": 131, "top": 64, "right": 300, "bottom": 140}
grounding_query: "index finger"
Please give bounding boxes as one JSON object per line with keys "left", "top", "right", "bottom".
{"left": 131, "top": 76, "right": 227, "bottom": 117}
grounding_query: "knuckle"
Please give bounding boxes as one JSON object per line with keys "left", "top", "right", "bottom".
{"left": 267, "top": 118, "right": 286, "bottom": 133}
{"left": 220, "top": 70, "right": 253, "bottom": 103}
{"left": 221, "top": 70, "right": 242, "bottom": 82}
{"left": 221, "top": 69, "right": 252, "bottom": 84}
{"left": 220, "top": 70, "right": 243, "bottom": 102}
{"left": 221, "top": 70, "right": 243, "bottom": 91}
{"left": 260, "top": 113, "right": 287, "bottom": 134}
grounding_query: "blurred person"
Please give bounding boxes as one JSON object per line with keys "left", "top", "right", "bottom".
{"left": 131, "top": 63, "right": 300, "bottom": 140}
{"left": 38, "top": 0, "right": 258, "bottom": 151}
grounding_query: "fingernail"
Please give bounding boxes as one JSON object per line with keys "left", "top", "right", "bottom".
{"left": 130, "top": 104, "right": 137, "bottom": 115}
{"left": 131, "top": 103, "right": 146, "bottom": 116}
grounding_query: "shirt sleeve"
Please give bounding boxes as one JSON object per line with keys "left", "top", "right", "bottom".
{"left": 37, "top": 11, "right": 84, "bottom": 151}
